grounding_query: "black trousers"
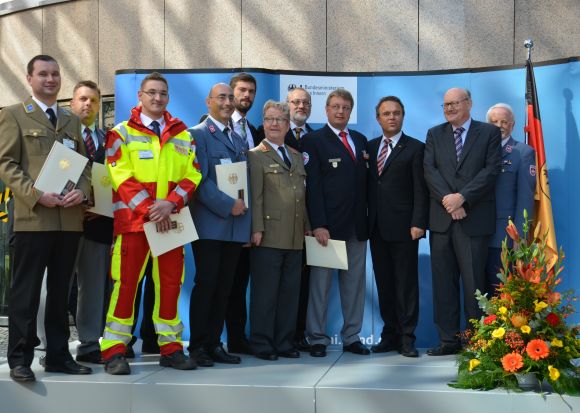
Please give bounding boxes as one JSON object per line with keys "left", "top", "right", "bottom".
{"left": 8, "top": 231, "right": 81, "bottom": 368}
{"left": 429, "top": 222, "right": 488, "bottom": 345}
{"left": 225, "top": 246, "right": 251, "bottom": 346}
{"left": 484, "top": 247, "right": 502, "bottom": 297}
{"left": 369, "top": 231, "right": 419, "bottom": 347}
{"left": 294, "top": 248, "right": 310, "bottom": 341}
{"left": 189, "top": 239, "right": 242, "bottom": 349}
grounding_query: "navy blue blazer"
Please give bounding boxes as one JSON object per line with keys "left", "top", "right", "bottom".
{"left": 423, "top": 119, "right": 502, "bottom": 236}
{"left": 301, "top": 124, "right": 368, "bottom": 241}
{"left": 188, "top": 118, "right": 251, "bottom": 243}
{"left": 489, "top": 137, "right": 536, "bottom": 248}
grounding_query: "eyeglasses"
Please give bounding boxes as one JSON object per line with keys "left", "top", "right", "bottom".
{"left": 289, "top": 99, "right": 311, "bottom": 107}
{"left": 441, "top": 98, "right": 468, "bottom": 110}
{"left": 264, "top": 117, "right": 288, "bottom": 124}
{"left": 141, "top": 90, "right": 169, "bottom": 98}
{"left": 209, "top": 94, "right": 235, "bottom": 102}
{"left": 327, "top": 104, "right": 352, "bottom": 112}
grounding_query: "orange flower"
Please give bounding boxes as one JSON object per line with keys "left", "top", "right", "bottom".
{"left": 510, "top": 313, "right": 528, "bottom": 328}
{"left": 501, "top": 352, "right": 524, "bottom": 372}
{"left": 546, "top": 292, "right": 561, "bottom": 305}
{"left": 506, "top": 221, "right": 520, "bottom": 242}
{"left": 526, "top": 339, "right": 550, "bottom": 361}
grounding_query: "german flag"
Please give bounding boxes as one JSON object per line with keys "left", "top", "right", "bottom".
{"left": 525, "top": 57, "right": 558, "bottom": 268}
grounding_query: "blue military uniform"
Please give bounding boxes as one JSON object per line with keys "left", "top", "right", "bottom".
{"left": 485, "top": 136, "right": 535, "bottom": 294}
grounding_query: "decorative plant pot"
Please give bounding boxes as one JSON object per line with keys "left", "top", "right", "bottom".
{"left": 515, "top": 372, "right": 540, "bottom": 390}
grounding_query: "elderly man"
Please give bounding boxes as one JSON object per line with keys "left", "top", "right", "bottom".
{"left": 0, "top": 55, "right": 92, "bottom": 381}
{"left": 423, "top": 88, "right": 501, "bottom": 355}
{"left": 248, "top": 100, "right": 310, "bottom": 360}
{"left": 188, "top": 83, "right": 251, "bottom": 366}
{"left": 485, "top": 103, "right": 535, "bottom": 295}
{"left": 302, "top": 88, "right": 370, "bottom": 358}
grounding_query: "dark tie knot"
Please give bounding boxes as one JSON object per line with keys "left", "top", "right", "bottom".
{"left": 454, "top": 127, "right": 465, "bottom": 137}
{"left": 295, "top": 127, "right": 302, "bottom": 134}
{"left": 150, "top": 120, "right": 161, "bottom": 137}
{"left": 223, "top": 126, "right": 230, "bottom": 134}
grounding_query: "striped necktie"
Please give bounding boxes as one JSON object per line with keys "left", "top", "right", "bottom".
{"left": 454, "top": 127, "right": 465, "bottom": 161}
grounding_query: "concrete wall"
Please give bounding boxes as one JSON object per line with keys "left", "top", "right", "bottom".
{"left": 0, "top": 0, "right": 578, "bottom": 106}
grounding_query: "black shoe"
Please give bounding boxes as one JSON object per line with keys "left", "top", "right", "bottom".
{"left": 255, "top": 352, "right": 278, "bottom": 361}
{"left": 44, "top": 359, "right": 93, "bottom": 375}
{"left": 160, "top": 350, "right": 197, "bottom": 370}
{"left": 125, "top": 345, "right": 135, "bottom": 359}
{"left": 399, "top": 344, "right": 419, "bottom": 358}
{"left": 10, "top": 366, "right": 35, "bottom": 382}
{"left": 188, "top": 347, "right": 214, "bottom": 367}
{"left": 426, "top": 344, "right": 461, "bottom": 356}
{"left": 343, "top": 341, "right": 370, "bottom": 355}
{"left": 227, "top": 340, "right": 253, "bottom": 355}
{"left": 104, "top": 354, "right": 131, "bottom": 375}
{"left": 310, "top": 344, "right": 327, "bottom": 357}
{"left": 278, "top": 349, "right": 300, "bottom": 358}
{"left": 209, "top": 345, "right": 241, "bottom": 364}
{"left": 295, "top": 337, "right": 311, "bottom": 352}
{"left": 141, "top": 341, "right": 160, "bottom": 354}
{"left": 76, "top": 350, "right": 104, "bottom": 364}
{"left": 371, "top": 341, "right": 399, "bottom": 353}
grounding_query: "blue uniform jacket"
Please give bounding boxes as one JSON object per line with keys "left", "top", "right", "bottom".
{"left": 489, "top": 137, "right": 536, "bottom": 248}
{"left": 188, "top": 118, "right": 251, "bottom": 243}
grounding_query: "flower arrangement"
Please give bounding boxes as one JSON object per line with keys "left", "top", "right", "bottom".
{"left": 451, "top": 211, "right": 580, "bottom": 394}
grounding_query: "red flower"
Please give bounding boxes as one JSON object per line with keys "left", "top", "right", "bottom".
{"left": 483, "top": 315, "right": 497, "bottom": 325}
{"left": 506, "top": 221, "right": 520, "bottom": 242}
{"left": 501, "top": 352, "right": 524, "bottom": 372}
{"left": 526, "top": 339, "right": 550, "bottom": 361}
{"left": 546, "top": 312, "right": 560, "bottom": 327}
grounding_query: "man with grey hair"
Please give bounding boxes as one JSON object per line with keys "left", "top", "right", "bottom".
{"left": 285, "top": 87, "right": 314, "bottom": 151}
{"left": 423, "top": 87, "right": 501, "bottom": 356}
{"left": 485, "top": 103, "right": 535, "bottom": 296}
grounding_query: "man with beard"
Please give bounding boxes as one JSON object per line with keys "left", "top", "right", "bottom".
{"left": 225, "top": 73, "right": 261, "bottom": 355}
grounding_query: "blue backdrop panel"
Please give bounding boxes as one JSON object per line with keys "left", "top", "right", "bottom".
{"left": 116, "top": 59, "right": 579, "bottom": 347}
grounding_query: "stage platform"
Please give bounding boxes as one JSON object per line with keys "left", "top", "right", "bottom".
{"left": 0, "top": 343, "right": 578, "bottom": 413}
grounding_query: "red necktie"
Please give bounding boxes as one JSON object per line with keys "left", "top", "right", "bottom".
{"left": 377, "top": 137, "right": 392, "bottom": 175}
{"left": 339, "top": 130, "right": 355, "bottom": 161}
{"left": 84, "top": 127, "right": 96, "bottom": 159}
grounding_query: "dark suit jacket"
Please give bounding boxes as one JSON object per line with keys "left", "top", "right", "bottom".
{"left": 423, "top": 119, "right": 502, "bottom": 236}
{"left": 302, "top": 125, "right": 368, "bottom": 241}
{"left": 367, "top": 133, "right": 428, "bottom": 242}
{"left": 84, "top": 127, "right": 114, "bottom": 244}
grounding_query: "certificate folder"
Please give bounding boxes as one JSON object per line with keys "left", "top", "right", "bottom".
{"left": 215, "top": 161, "right": 249, "bottom": 205}
{"left": 305, "top": 236, "right": 349, "bottom": 270}
{"left": 143, "top": 208, "right": 199, "bottom": 257}
{"left": 34, "top": 141, "right": 88, "bottom": 195}
{"left": 87, "top": 162, "right": 113, "bottom": 217}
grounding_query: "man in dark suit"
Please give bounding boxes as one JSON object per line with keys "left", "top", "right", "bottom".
{"left": 69, "top": 80, "right": 114, "bottom": 365}
{"left": 485, "top": 103, "right": 535, "bottom": 295}
{"left": 226, "top": 73, "right": 261, "bottom": 355}
{"left": 188, "top": 83, "right": 251, "bottom": 365}
{"left": 302, "top": 88, "right": 370, "bottom": 357}
{"left": 423, "top": 88, "right": 501, "bottom": 355}
{"left": 367, "top": 96, "right": 428, "bottom": 358}
{"left": 0, "top": 55, "right": 92, "bottom": 381}
{"left": 285, "top": 87, "right": 314, "bottom": 351}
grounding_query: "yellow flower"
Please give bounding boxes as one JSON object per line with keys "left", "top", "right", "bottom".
{"left": 548, "top": 365, "right": 560, "bottom": 381}
{"left": 534, "top": 300, "right": 548, "bottom": 313}
{"left": 498, "top": 306, "right": 508, "bottom": 315}
{"left": 551, "top": 338, "right": 563, "bottom": 347}
{"left": 521, "top": 325, "right": 531, "bottom": 334}
{"left": 491, "top": 327, "right": 506, "bottom": 339}
{"left": 468, "top": 359, "right": 480, "bottom": 372}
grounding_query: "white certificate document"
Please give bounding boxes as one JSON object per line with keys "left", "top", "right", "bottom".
{"left": 87, "top": 162, "right": 113, "bottom": 217}
{"left": 215, "top": 161, "right": 248, "bottom": 205}
{"left": 34, "top": 141, "right": 88, "bottom": 195}
{"left": 305, "top": 236, "right": 349, "bottom": 270}
{"left": 143, "top": 208, "right": 199, "bottom": 257}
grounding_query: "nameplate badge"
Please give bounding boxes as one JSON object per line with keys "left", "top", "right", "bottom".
{"left": 62, "top": 138, "right": 76, "bottom": 150}
{"left": 139, "top": 150, "right": 154, "bottom": 159}
{"left": 220, "top": 158, "right": 232, "bottom": 164}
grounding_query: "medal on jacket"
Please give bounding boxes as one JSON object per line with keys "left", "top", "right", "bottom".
{"left": 329, "top": 158, "right": 341, "bottom": 168}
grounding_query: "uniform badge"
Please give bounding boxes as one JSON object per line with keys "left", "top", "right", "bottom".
{"left": 303, "top": 152, "right": 310, "bottom": 165}
{"left": 362, "top": 150, "right": 370, "bottom": 160}
{"left": 174, "top": 145, "right": 189, "bottom": 156}
{"left": 208, "top": 124, "right": 216, "bottom": 134}
{"left": 530, "top": 165, "right": 536, "bottom": 176}
{"left": 24, "top": 103, "right": 35, "bottom": 113}
{"left": 505, "top": 145, "right": 512, "bottom": 153}
{"left": 329, "top": 158, "right": 341, "bottom": 168}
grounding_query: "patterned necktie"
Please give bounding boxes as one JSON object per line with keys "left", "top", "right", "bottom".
{"left": 46, "top": 108, "right": 57, "bottom": 128}
{"left": 295, "top": 127, "right": 303, "bottom": 141}
{"left": 84, "top": 127, "right": 96, "bottom": 159}
{"left": 151, "top": 120, "right": 161, "bottom": 137}
{"left": 278, "top": 146, "right": 291, "bottom": 168}
{"left": 240, "top": 118, "right": 247, "bottom": 140}
{"left": 454, "top": 127, "right": 465, "bottom": 161}
{"left": 376, "top": 137, "right": 392, "bottom": 175}
{"left": 339, "top": 130, "right": 355, "bottom": 161}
